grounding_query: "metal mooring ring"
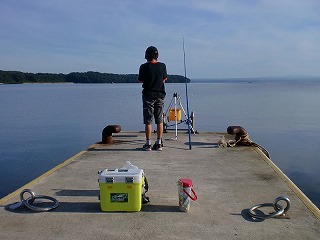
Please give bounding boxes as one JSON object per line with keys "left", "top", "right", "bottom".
{"left": 20, "top": 189, "right": 36, "bottom": 204}
{"left": 273, "top": 196, "right": 291, "bottom": 213}
{"left": 248, "top": 196, "right": 291, "bottom": 219}
{"left": 19, "top": 189, "right": 59, "bottom": 212}
{"left": 24, "top": 195, "right": 59, "bottom": 212}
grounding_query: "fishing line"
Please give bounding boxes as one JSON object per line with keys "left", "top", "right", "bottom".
{"left": 183, "top": 38, "right": 192, "bottom": 150}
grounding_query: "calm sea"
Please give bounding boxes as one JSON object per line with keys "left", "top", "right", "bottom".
{"left": 0, "top": 80, "right": 319, "bottom": 208}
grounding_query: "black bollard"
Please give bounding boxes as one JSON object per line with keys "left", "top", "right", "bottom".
{"left": 102, "top": 125, "right": 121, "bottom": 144}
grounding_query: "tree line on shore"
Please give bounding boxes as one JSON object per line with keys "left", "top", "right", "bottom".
{"left": 0, "top": 70, "right": 190, "bottom": 84}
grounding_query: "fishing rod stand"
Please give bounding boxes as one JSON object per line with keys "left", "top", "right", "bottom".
{"left": 163, "top": 93, "right": 196, "bottom": 140}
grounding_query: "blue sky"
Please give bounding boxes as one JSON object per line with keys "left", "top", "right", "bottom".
{"left": 1, "top": 0, "right": 319, "bottom": 78}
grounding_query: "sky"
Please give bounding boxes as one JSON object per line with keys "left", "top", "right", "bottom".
{"left": 1, "top": 0, "right": 319, "bottom": 79}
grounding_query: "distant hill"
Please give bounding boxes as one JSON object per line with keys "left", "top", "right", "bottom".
{"left": 0, "top": 70, "right": 190, "bottom": 84}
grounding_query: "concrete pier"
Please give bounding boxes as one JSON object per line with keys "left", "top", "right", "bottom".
{"left": 0, "top": 131, "right": 319, "bottom": 239}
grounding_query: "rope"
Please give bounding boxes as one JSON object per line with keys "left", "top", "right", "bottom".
{"left": 222, "top": 133, "right": 271, "bottom": 159}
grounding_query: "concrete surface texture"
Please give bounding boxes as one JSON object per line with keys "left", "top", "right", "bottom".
{"left": 0, "top": 131, "right": 319, "bottom": 240}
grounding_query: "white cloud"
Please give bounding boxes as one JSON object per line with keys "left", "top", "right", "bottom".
{"left": 1, "top": 0, "right": 319, "bottom": 78}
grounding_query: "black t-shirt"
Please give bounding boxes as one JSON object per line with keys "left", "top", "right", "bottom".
{"left": 138, "top": 62, "right": 167, "bottom": 99}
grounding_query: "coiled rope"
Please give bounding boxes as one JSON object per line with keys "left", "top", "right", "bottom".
{"left": 219, "top": 126, "right": 271, "bottom": 159}
{"left": 228, "top": 134, "right": 271, "bottom": 159}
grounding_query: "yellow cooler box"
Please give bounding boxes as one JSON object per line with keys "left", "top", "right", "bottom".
{"left": 98, "top": 167, "right": 144, "bottom": 212}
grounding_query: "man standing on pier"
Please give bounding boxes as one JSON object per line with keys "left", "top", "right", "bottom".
{"left": 138, "top": 46, "right": 168, "bottom": 151}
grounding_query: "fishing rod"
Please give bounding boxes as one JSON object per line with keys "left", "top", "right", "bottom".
{"left": 183, "top": 38, "right": 192, "bottom": 150}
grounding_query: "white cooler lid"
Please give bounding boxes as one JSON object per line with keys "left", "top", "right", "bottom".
{"left": 99, "top": 168, "right": 144, "bottom": 183}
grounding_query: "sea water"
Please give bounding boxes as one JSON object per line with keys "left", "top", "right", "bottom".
{"left": 0, "top": 81, "right": 319, "bottom": 208}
